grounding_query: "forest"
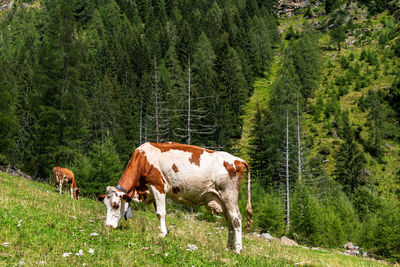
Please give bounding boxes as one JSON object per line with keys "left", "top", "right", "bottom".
{"left": 0, "top": 0, "right": 399, "bottom": 262}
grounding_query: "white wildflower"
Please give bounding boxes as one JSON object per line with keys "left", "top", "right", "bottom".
{"left": 88, "top": 220, "right": 95, "bottom": 223}
{"left": 17, "top": 220, "right": 22, "bottom": 227}
{"left": 82, "top": 264, "right": 86, "bottom": 266}
{"left": 186, "top": 244, "right": 198, "bottom": 251}
{"left": 71, "top": 216, "right": 77, "bottom": 219}
{"left": 164, "top": 253, "right": 169, "bottom": 257}
{"left": 18, "top": 258, "right": 24, "bottom": 266}
{"left": 3, "top": 242, "right": 9, "bottom": 247}
{"left": 39, "top": 261, "right": 46, "bottom": 265}
{"left": 62, "top": 253, "right": 72, "bottom": 257}
{"left": 73, "top": 227, "right": 78, "bottom": 229}
{"left": 90, "top": 233, "right": 99, "bottom": 236}
{"left": 88, "top": 248, "right": 94, "bottom": 255}
{"left": 221, "top": 226, "right": 224, "bottom": 229}
{"left": 75, "top": 250, "right": 83, "bottom": 256}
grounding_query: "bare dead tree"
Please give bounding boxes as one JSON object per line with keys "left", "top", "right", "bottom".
{"left": 297, "top": 97, "right": 302, "bottom": 182}
{"left": 187, "top": 57, "right": 191, "bottom": 145}
{"left": 285, "top": 107, "right": 290, "bottom": 233}
{"left": 153, "top": 56, "right": 160, "bottom": 143}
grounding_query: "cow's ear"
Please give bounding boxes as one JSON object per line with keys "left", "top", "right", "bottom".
{"left": 97, "top": 194, "right": 106, "bottom": 202}
{"left": 122, "top": 194, "right": 132, "bottom": 202}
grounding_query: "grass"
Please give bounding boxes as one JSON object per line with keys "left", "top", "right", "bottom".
{"left": 0, "top": 172, "right": 390, "bottom": 266}
{"left": 236, "top": 58, "right": 280, "bottom": 162}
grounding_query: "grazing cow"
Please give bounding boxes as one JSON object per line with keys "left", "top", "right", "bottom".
{"left": 98, "top": 142, "right": 252, "bottom": 253}
{"left": 53, "top": 166, "right": 80, "bottom": 200}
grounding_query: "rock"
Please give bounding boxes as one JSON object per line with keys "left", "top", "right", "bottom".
{"left": 280, "top": 236, "right": 298, "bottom": 246}
{"left": 344, "top": 242, "right": 354, "bottom": 250}
{"left": 260, "top": 233, "right": 274, "bottom": 240}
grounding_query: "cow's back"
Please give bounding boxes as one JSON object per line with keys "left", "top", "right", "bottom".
{"left": 138, "top": 142, "right": 244, "bottom": 206}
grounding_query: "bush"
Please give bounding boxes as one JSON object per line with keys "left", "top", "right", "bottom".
{"left": 339, "top": 85, "right": 349, "bottom": 96}
{"left": 352, "top": 186, "right": 381, "bottom": 220}
{"left": 72, "top": 134, "right": 123, "bottom": 197}
{"left": 255, "top": 191, "right": 285, "bottom": 236}
{"left": 359, "top": 197, "right": 400, "bottom": 262}
{"left": 392, "top": 38, "right": 400, "bottom": 57}
{"left": 340, "top": 55, "right": 349, "bottom": 69}
{"left": 242, "top": 181, "right": 286, "bottom": 236}
{"left": 290, "top": 183, "right": 320, "bottom": 245}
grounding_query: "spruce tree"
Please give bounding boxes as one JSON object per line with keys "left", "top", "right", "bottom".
{"left": 334, "top": 111, "right": 366, "bottom": 194}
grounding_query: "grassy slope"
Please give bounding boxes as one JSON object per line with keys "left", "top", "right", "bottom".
{"left": 0, "top": 172, "right": 389, "bottom": 266}
{"left": 237, "top": 59, "right": 280, "bottom": 161}
{"left": 239, "top": 3, "right": 400, "bottom": 195}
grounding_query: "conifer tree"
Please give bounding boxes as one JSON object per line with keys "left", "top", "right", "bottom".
{"left": 334, "top": 111, "right": 366, "bottom": 194}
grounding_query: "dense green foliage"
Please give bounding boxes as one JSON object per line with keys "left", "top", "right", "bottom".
{"left": 0, "top": 0, "right": 278, "bottom": 179}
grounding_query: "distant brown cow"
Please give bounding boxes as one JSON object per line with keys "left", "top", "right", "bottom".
{"left": 52, "top": 166, "right": 80, "bottom": 200}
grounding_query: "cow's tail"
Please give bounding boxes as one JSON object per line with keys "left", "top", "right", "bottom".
{"left": 242, "top": 160, "right": 253, "bottom": 232}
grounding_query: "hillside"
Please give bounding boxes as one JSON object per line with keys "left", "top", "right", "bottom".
{"left": 0, "top": 172, "right": 390, "bottom": 266}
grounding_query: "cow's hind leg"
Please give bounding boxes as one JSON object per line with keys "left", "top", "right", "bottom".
{"left": 151, "top": 186, "right": 168, "bottom": 237}
{"left": 223, "top": 207, "right": 242, "bottom": 253}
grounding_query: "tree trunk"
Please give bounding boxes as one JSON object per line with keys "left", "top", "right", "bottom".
{"left": 187, "top": 57, "right": 191, "bottom": 145}
{"left": 297, "top": 98, "right": 302, "bottom": 182}
{"left": 154, "top": 56, "right": 160, "bottom": 143}
{"left": 285, "top": 108, "right": 290, "bottom": 233}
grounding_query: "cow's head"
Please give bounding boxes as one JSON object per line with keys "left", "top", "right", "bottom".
{"left": 97, "top": 186, "right": 132, "bottom": 229}
{"left": 73, "top": 188, "right": 80, "bottom": 200}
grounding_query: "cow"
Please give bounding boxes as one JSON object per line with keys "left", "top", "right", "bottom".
{"left": 97, "top": 142, "right": 252, "bottom": 253}
{"left": 52, "top": 166, "right": 80, "bottom": 200}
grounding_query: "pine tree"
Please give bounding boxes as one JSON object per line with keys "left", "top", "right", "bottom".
{"left": 334, "top": 111, "right": 366, "bottom": 194}
{"left": 191, "top": 32, "right": 217, "bottom": 147}
{"left": 248, "top": 15, "right": 273, "bottom": 76}
{"left": 329, "top": 9, "right": 347, "bottom": 51}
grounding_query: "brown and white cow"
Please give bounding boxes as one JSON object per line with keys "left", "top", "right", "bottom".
{"left": 97, "top": 142, "right": 252, "bottom": 253}
{"left": 53, "top": 166, "right": 80, "bottom": 200}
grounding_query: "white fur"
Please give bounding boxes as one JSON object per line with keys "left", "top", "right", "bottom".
{"left": 102, "top": 186, "right": 130, "bottom": 229}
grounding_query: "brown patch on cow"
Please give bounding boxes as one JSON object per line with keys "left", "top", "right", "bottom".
{"left": 223, "top": 160, "right": 245, "bottom": 190}
{"left": 233, "top": 217, "right": 241, "bottom": 228}
{"left": 223, "top": 161, "right": 236, "bottom": 178}
{"left": 234, "top": 160, "right": 244, "bottom": 191}
{"left": 172, "top": 163, "right": 179, "bottom": 173}
{"left": 150, "top": 142, "right": 215, "bottom": 167}
{"left": 97, "top": 194, "right": 106, "bottom": 202}
{"left": 116, "top": 149, "right": 165, "bottom": 199}
{"left": 172, "top": 187, "right": 180, "bottom": 194}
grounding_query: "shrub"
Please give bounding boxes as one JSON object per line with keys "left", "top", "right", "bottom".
{"left": 290, "top": 183, "right": 320, "bottom": 245}
{"left": 243, "top": 181, "right": 286, "bottom": 236}
{"left": 72, "top": 134, "right": 123, "bottom": 197}
{"left": 360, "top": 197, "right": 400, "bottom": 262}
{"left": 340, "top": 55, "right": 349, "bottom": 69}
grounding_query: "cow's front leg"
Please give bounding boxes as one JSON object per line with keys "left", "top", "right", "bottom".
{"left": 59, "top": 182, "right": 62, "bottom": 194}
{"left": 151, "top": 186, "right": 168, "bottom": 237}
{"left": 70, "top": 186, "right": 73, "bottom": 198}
